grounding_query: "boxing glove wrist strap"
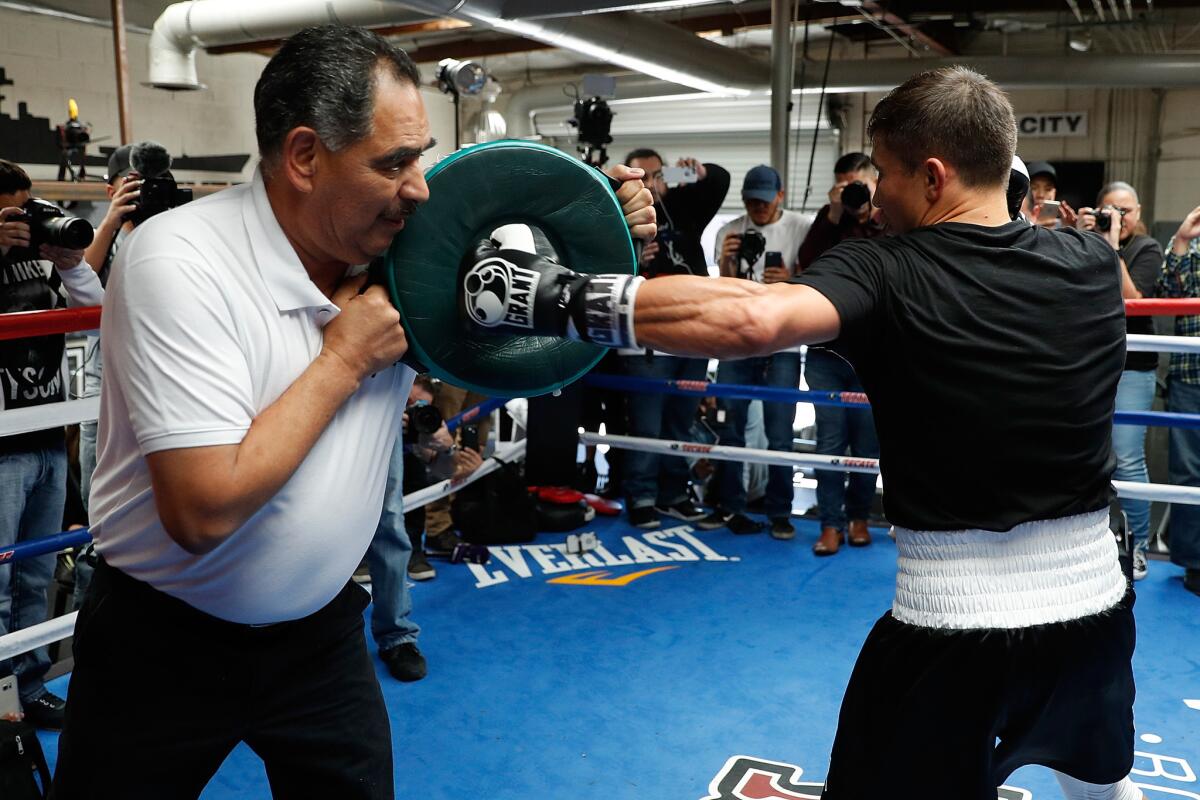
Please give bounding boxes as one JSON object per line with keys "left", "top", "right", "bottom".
{"left": 565, "top": 274, "right": 644, "bottom": 350}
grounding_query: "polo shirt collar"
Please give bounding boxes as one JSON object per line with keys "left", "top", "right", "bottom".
{"left": 243, "top": 168, "right": 341, "bottom": 314}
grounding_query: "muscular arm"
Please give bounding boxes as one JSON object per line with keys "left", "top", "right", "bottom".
{"left": 632, "top": 275, "right": 841, "bottom": 358}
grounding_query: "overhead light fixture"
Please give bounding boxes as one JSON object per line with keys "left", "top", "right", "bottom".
{"left": 1069, "top": 31, "right": 1093, "bottom": 51}
{"left": 436, "top": 58, "right": 487, "bottom": 97}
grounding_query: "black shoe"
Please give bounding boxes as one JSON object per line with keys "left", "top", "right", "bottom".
{"left": 695, "top": 510, "right": 733, "bottom": 531}
{"left": 407, "top": 548, "right": 436, "bottom": 581}
{"left": 23, "top": 691, "right": 65, "bottom": 731}
{"left": 380, "top": 642, "right": 427, "bottom": 682}
{"left": 425, "top": 530, "right": 465, "bottom": 555}
{"left": 1185, "top": 568, "right": 1200, "bottom": 597}
{"left": 769, "top": 516, "right": 795, "bottom": 540}
{"left": 628, "top": 506, "right": 661, "bottom": 529}
{"left": 727, "top": 513, "right": 765, "bottom": 535}
{"left": 654, "top": 500, "right": 706, "bottom": 522}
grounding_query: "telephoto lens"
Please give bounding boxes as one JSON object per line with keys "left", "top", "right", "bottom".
{"left": 17, "top": 198, "right": 95, "bottom": 250}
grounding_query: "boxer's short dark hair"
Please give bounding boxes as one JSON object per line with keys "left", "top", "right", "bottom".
{"left": 624, "top": 148, "right": 663, "bottom": 166}
{"left": 867, "top": 66, "right": 1016, "bottom": 188}
{"left": 254, "top": 25, "right": 421, "bottom": 176}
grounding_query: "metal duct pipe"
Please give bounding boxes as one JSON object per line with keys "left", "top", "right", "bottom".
{"left": 769, "top": 0, "right": 794, "bottom": 190}
{"left": 149, "top": 0, "right": 769, "bottom": 94}
{"left": 804, "top": 55, "right": 1200, "bottom": 92}
{"left": 149, "top": 0, "right": 429, "bottom": 89}
{"left": 504, "top": 76, "right": 700, "bottom": 139}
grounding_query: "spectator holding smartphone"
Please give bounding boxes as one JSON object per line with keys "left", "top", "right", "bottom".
{"left": 697, "top": 165, "right": 811, "bottom": 539}
{"left": 1026, "top": 161, "right": 1078, "bottom": 229}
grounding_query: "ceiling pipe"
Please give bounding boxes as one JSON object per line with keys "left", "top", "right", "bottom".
{"left": 149, "top": 0, "right": 431, "bottom": 89}
{"left": 148, "top": 0, "right": 768, "bottom": 94}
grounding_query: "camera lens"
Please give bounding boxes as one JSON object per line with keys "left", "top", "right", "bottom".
{"left": 841, "top": 181, "right": 871, "bottom": 212}
{"left": 1095, "top": 211, "right": 1112, "bottom": 233}
{"left": 41, "top": 216, "right": 94, "bottom": 249}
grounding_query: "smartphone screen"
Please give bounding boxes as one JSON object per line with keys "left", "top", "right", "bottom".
{"left": 661, "top": 166, "right": 698, "bottom": 185}
{"left": 1038, "top": 200, "right": 1061, "bottom": 221}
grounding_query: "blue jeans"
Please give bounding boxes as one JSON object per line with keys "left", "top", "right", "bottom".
{"left": 620, "top": 354, "right": 707, "bottom": 509}
{"left": 1113, "top": 369, "right": 1156, "bottom": 546}
{"left": 1167, "top": 378, "right": 1200, "bottom": 569}
{"left": 364, "top": 434, "right": 419, "bottom": 651}
{"left": 804, "top": 350, "right": 879, "bottom": 530}
{"left": 715, "top": 353, "right": 802, "bottom": 518}
{"left": 0, "top": 444, "right": 67, "bottom": 701}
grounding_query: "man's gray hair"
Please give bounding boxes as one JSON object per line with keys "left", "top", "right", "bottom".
{"left": 253, "top": 25, "right": 421, "bottom": 176}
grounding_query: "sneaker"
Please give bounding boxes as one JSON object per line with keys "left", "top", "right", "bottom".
{"left": 1132, "top": 546, "right": 1148, "bottom": 582}
{"left": 727, "top": 513, "right": 764, "bottom": 536}
{"left": 425, "top": 530, "right": 465, "bottom": 555}
{"left": 23, "top": 691, "right": 65, "bottom": 731}
{"left": 654, "top": 500, "right": 706, "bottom": 522}
{"left": 695, "top": 510, "right": 733, "bottom": 530}
{"left": 407, "top": 548, "right": 436, "bottom": 581}
{"left": 628, "top": 505, "right": 661, "bottom": 529}
{"left": 769, "top": 516, "right": 795, "bottom": 540}
{"left": 379, "top": 642, "right": 427, "bottom": 682}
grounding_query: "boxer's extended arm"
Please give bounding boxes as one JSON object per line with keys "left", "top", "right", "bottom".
{"left": 460, "top": 241, "right": 842, "bottom": 358}
{"left": 146, "top": 276, "right": 406, "bottom": 555}
{"left": 633, "top": 275, "right": 842, "bottom": 357}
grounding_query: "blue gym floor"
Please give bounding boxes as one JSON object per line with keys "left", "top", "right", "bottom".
{"left": 36, "top": 514, "right": 1200, "bottom": 799}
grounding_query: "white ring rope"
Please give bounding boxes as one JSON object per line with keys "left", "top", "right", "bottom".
{"left": 1126, "top": 334, "right": 1200, "bottom": 354}
{"left": 0, "top": 397, "right": 99, "bottom": 438}
{"left": 0, "top": 612, "right": 76, "bottom": 662}
{"left": 580, "top": 432, "right": 1200, "bottom": 506}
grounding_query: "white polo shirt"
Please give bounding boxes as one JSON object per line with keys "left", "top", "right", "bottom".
{"left": 89, "top": 170, "right": 413, "bottom": 624}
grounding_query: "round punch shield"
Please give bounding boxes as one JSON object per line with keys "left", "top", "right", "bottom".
{"left": 382, "top": 140, "right": 637, "bottom": 397}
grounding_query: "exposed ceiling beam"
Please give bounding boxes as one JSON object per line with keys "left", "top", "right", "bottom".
{"left": 862, "top": 1, "right": 957, "bottom": 54}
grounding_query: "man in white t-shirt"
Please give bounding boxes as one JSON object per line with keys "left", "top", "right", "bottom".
{"left": 696, "top": 165, "right": 811, "bottom": 539}
{"left": 51, "top": 26, "right": 654, "bottom": 800}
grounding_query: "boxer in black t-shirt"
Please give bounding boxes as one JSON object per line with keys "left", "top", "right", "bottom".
{"left": 472, "top": 65, "right": 1143, "bottom": 800}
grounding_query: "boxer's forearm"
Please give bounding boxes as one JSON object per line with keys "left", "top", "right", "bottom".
{"left": 146, "top": 352, "right": 363, "bottom": 555}
{"left": 632, "top": 276, "right": 842, "bottom": 358}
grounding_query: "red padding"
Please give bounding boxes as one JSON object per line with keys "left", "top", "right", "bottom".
{"left": 0, "top": 306, "right": 101, "bottom": 341}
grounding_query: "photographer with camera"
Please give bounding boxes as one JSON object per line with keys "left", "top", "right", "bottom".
{"left": 0, "top": 158, "right": 102, "bottom": 730}
{"left": 794, "top": 153, "right": 883, "bottom": 555}
{"left": 365, "top": 374, "right": 482, "bottom": 683}
{"left": 618, "top": 148, "right": 728, "bottom": 529}
{"left": 1077, "top": 182, "right": 1163, "bottom": 580}
{"left": 697, "top": 165, "right": 811, "bottom": 539}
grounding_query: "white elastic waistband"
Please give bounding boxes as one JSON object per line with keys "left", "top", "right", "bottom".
{"left": 892, "top": 509, "right": 1127, "bottom": 630}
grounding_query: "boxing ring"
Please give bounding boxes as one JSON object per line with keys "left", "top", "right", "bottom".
{"left": 2, "top": 301, "right": 1199, "bottom": 799}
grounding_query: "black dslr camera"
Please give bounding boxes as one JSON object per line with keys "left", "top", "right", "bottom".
{"left": 736, "top": 228, "right": 766, "bottom": 271}
{"left": 13, "top": 198, "right": 94, "bottom": 251}
{"left": 1092, "top": 206, "right": 1125, "bottom": 234}
{"left": 404, "top": 401, "right": 444, "bottom": 446}
{"left": 840, "top": 180, "right": 872, "bottom": 212}
{"left": 128, "top": 176, "right": 193, "bottom": 225}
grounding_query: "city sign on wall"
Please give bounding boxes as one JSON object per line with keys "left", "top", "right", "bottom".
{"left": 1017, "top": 112, "right": 1088, "bottom": 137}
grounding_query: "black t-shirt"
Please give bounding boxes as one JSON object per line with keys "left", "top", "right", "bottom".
{"left": 643, "top": 164, "right": 730, "bottom": 279}
{"left": 1120, "top": 233, "right": 1164, "bottom": 372}
{"left": 793, "top": 221, "right": 1125, "bottom": 532}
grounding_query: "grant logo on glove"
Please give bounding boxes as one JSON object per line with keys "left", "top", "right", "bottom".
{"left": 462, "top": 256, "right": 538, "bottom": 330}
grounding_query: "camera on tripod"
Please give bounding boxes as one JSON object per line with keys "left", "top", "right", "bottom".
{"left": 12, "top": 198, "right": 94, "bottom": 252}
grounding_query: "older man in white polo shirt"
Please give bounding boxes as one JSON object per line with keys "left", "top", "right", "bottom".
{"left": 52, "top": 26, "right": 654, "bottom": 799}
